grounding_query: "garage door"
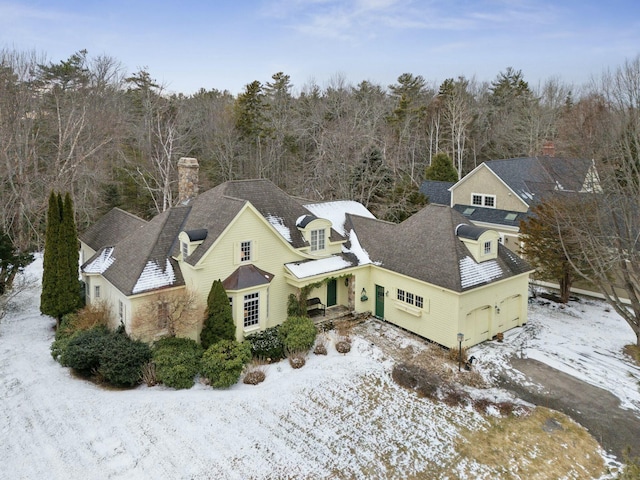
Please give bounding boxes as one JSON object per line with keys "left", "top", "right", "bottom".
{"left": 464, "top": 305, "right": 491, "bottom": 346}
{"left": 502, "top": 294, "right": 522, "bottom": 327}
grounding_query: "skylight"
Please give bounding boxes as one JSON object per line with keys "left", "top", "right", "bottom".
{"left": 463, "top": 208, "right": 475, "bottom": 216}
{"left": 505, "top": 213, "right": 518, "bottom": 221}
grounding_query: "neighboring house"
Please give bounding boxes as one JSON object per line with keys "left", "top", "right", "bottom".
{"left": 80, "top": 158, "right": 532, "bottom": 349}
{"left": 421, "top": 156, "right": 600, "bottom": 252}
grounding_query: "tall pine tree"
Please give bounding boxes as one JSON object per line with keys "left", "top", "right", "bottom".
{"left": 200, "top": 280, "right": 235, "bottom": 348}
{"left": 40, "top": 192, "right": 62, "bottom": 318}
{"left": 40, "top": 191, "right": 81, "bottom": 321}
{"left": 58, "top": 192, "right": 81, "bottom": 315}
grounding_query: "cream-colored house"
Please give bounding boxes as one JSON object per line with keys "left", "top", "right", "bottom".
{"left": 80, "top": 158, "right": 532, "bottom": 349}
{"left": 420, "top": 156, "right": 600, "bottom": 252}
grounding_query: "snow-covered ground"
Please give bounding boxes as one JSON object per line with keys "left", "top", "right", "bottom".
{"left": 1, "top": 257, "right": 638, "bottom": 479}
{"left": 471, "top": 292, "right": 640, "bottom": 412}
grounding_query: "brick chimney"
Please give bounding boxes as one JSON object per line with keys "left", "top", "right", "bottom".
{"left": 177, "top": 157, "right": 199, "bottom": 203}
{"left": 542, "top": 141, "right": 555, "bottom": 157}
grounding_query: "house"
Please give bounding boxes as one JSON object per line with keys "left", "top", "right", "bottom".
{"left": 420, "top": 156, "right": 600, "bottom": 252}
{"left": 80, "top": 158, "right": 532, "bottom": 349}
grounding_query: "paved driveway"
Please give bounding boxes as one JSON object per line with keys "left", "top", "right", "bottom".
{"left": 498, "top": 357, "right": 640, "bottom": 460}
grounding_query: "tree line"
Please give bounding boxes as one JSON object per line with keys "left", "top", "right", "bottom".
{"left": 1, "top": 47, "right": 638, "bottom": 255}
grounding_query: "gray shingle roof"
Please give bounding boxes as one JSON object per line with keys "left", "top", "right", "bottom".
{"left": 83, "top": 207, "right": 188, "bottom": 296}
{"left": 79, "top": 208, "right": 147, "bottom": 251}
{"left": 452, "top": 204, "right": 529, "bottom": 227}
{"left": 347, "top": 204, "right": 531, "bottom": 292}
{"left": 485, "top": 157, "right": 593, "bottom": 205}
{"left": 419, "top": 180, "right": 454, "bottom": 205}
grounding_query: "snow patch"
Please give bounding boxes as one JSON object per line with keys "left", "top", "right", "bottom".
{"left": 459, "top": 257, "right": 503, "bottom": 289}
{"left": 266, "top": 214, "right": 292, "bottom": 242}
{"left": 82, "top": 247, "right": 114, "bottom": 274}
{"left": 344, "top": 229, "right": 375, "bottom": 266}
{"left": 304, "top": 201, "right": 375, "bottom": 236}
{"left": 132, "top": 259, "right": 176, "bottom": 294}
{"left": 286, "top": 256, "right": 353, "bottom": 279}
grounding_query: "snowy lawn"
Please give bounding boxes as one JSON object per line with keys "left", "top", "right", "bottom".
{"left": 1, "top": 257, "right": 632, "bottom": 479}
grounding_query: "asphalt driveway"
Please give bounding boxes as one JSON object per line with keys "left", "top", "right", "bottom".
{"left": 498, "top": 357, "right": 640, "bottom": 460}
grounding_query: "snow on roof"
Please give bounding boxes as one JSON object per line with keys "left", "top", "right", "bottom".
{"left": 266, "top": 214, "right": 292, "bottom": 243}
{"left": 459, "top": 256, "right": 503, "bottom": 289}
{"left": 83, "top": 247, "right": 115, "bottom": 274}
{"left": 304, "top": 201, "right": 375, "bottom": 236}
{"left": 344, "top": 229, "right": 375, "bottom": 266}
{"left": 285, "top": 255, "right": 353, "bottom": 279}
{"left": 132, "top": 259, "right": 176, "bottom": 294}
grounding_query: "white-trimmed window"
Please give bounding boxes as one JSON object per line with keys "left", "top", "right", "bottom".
{"left": 397, "top": 289, "right": 424, "bottom": 309}
{"left": 240, "top": 241, "right": 252, "bottom": 262}
{"left": 397, "top": 289, "right": 405, "bottom": 302}
{"left": 484, "top": 240, "right": 492, "bottom": 255}
{"left": 181, "top": 241, "right": 189, "bottom": 259}
{"left": 471, "top": 193, "right": 496, "bottom": 208}
{"left": 243, "top": 292, "right": 259, "bottom": 328}
{"left": 94, "top": 285, "right": 101, "bottom": 299}
{"left": 310, "top": 229, "right": 326, "bottom": 251}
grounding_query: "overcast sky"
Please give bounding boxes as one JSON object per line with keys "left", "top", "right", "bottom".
{"left": 1, "top": 0, "right": 639, "bottom": 95}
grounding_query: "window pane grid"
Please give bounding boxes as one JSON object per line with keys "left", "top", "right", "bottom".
{"left": 240, "top": 241, "right": 251, "bottom": 262}
{"left": 243, "top": 293, "right": 259, "bottom": 328}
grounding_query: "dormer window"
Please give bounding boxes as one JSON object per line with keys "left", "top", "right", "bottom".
{"left": 310, "top": 229, "right": 326, "bottom": 251}
{"left": 484, "top": 241, "right": 492, "bottom": 255}
{"left": 181, "top": 241, "right": 189, "bottom": 259}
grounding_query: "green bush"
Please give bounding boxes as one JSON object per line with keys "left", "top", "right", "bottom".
{"left": 99, "top": 332, "right": 152, "bottom": 387}
{"left": 279, "top": 316, "right": 317, "bottom": 353}
{"left": 153, "top": 337, "right": 204, "bottom": 389}
{"left": 60, "top": 326, "right": 111, "bottom": 372}
{"left": 51, "top": 314, "right": 77, "bottom": 361}
{"left": 246, "top": 326, "right": 284, "bottom": 361}
{"left": 201, "top": 340, "right": 251, "bottom": 388}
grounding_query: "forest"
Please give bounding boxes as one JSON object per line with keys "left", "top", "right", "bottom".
{"left": 1, "top": 48, "right": 639, "bottom": 254}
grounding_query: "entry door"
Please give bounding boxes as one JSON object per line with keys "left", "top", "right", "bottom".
{"left": 327, "top": 279, "right": 337, "bottom": 307}
{"left": 375, "top": 285, "right": 385, "bottom": 318}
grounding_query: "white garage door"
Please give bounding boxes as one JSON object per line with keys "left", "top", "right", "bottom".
{"left": 464, "top": 305, "right": 491, "bottom": 346}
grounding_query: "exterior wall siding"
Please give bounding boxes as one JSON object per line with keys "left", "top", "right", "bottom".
{"left": 180, "top": 206, "right": 306, "bottom": 341}
{"left": 452, "top": 166, "right": 528, "bottom": 213}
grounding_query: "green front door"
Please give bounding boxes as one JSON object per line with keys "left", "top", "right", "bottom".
{"left": 375, "top": 285, "right": 385, "bottom": 318}
{"left": 327, "top": 279, "right": 337, "bottom": 307}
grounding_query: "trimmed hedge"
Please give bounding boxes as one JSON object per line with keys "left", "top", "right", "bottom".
{"left": 279, "top": 316, "right": 317, "bottom": 353}
{"left": 60, "top": 325, "right": 111, "bottom": 372}
{"left": 201, "top": 340, "right": 252, "bottom": 388}
{"left": 246, "top": 326, "right": 284, "bottom": 361}
{"left": 99, "top": 332, "right": 152, "bottom": 387}
{"left": 152, "top": 337, "right": 204, "bottom": 389}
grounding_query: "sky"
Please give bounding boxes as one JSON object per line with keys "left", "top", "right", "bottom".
{"left": 1, "top": 0, "right": 640, "bottom": 95}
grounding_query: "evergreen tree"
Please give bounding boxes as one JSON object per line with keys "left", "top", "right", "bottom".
{"left": 40, "top": 192, "right": 81, "bottom": 321}
{"left": 200, "top": 280, "right": 235, "bottom": 348}
{"left": 41, "top": 192, "right": 62, "bottom": 318}
{"left": 57, "top": 192, "right": 82, "bottom": 315}
{"left": 0, "top": 228, "right": 33, "bottom": 296}
{"left": 424, "top": 153, "right": 458, "bottom": 182}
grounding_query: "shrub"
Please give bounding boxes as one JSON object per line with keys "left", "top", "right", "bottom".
{"left": 243, "top": 361, "right": 267, "bottom": 385}
{"left": 288, "top": 351, "right": 306, "bottom": 369}
{"left": 335, "top": 340, "right": 351, "bottom": 354}
{"left": 201, "top": 340, "right": 252, "bottom": 388}
{"left": 99, "top": 331, "right": 152, "bottom": 387}
{"left": 60, "top": 325, "right": 111, "bottom": 372}
{"left": 51, "top": 304, "right": 111, "bottom": 362}
{"left": 287, "top": 293, "right": 304, "bottom": 317}
{"left": 279, "top": 316, "right": 317, "bottom": 353}
{"left": 246, "top": 326, "right": 284, "bottom": 361}
{"left": 141, "top": 362, "right": 157, "bottom": 387}
{"left": 152, "top": 337, "right": 204, "bottom": 389}
{"left": 314, "top": 335, "right": 328, "bottom": 355}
